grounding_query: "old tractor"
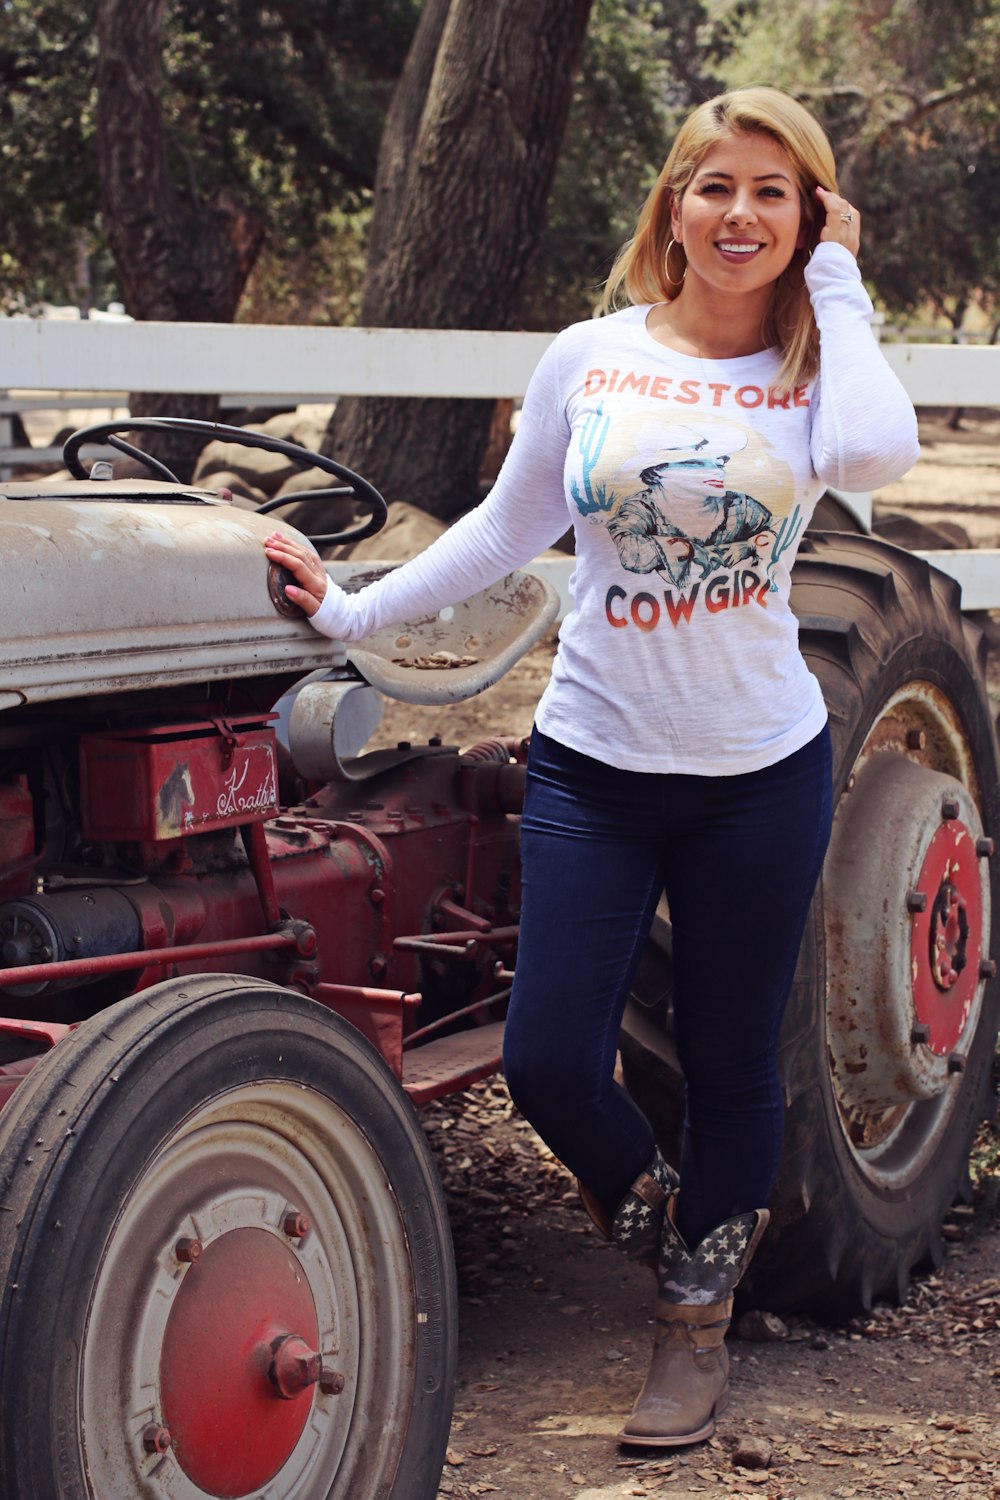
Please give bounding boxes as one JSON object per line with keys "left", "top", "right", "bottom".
{"left": 0, "top": 417, "right": 996, "bottom": 1500}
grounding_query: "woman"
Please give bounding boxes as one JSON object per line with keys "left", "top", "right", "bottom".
{"left": 265, "top": 87, "right": 919, "bottom": 1448}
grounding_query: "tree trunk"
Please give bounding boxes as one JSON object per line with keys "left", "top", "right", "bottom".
{"left": 95, "top": 0, "right": 264, "bottom": 480}
{"left": 313, "top": 0, "right": 592, "bottom": 529}
{"left": 363, "top": 0, "right": 453, "bottom": 297}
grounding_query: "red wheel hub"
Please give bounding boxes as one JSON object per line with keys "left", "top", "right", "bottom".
{"left": 160, "top": 1227, "right": 320, "bottom": 1497}
{"left": 910, "top": 820, "right": 983, "bottom": 1054}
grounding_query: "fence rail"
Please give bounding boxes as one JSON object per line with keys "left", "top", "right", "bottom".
{"left": 2, "top": 318, "right": 999, "bottom": 610}
{"left": 2, "top": 316, "right": 998, "bottom": 407}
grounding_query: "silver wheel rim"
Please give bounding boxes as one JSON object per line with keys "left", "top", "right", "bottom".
{"left": 80, "top": 1080, "right": 416, "bottom": 1499}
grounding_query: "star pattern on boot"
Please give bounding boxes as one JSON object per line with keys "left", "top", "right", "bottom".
{"left": 611, "top": 1150, "right": 679, "bottom": 1259}
{"left": 659, "top": 1210, "right": 758, "bottom": 1304}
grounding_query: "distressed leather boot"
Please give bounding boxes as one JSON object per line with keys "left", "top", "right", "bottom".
{"left": 578, "top": 1149, "right": 678, "bottom": 1270}
{"left": 618, "top": 1200, "right": 769, "bottom": 1447}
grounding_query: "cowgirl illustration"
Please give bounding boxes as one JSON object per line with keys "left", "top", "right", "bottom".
{"left": 607, "top": 429, "right": 775, "bottom": 592}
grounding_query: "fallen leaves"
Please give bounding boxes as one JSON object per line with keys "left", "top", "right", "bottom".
{"left": 392, "top": 651, "right": 480, "bottom": 670}
{"left": 424, "top": 1078, "right": 999, "bottom": 1500}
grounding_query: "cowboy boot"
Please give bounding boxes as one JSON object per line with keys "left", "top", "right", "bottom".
{"left": 578, "top": 1149, "right": 678, "bottom": 1269}
{"left": 618, "top": 1199, "right": 769, "bottom": 1447}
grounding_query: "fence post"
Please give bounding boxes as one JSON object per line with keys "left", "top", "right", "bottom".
{"left": 0, "top": 397, "right": 13, "bottom": 482}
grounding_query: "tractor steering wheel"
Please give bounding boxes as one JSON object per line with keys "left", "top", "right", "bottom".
{"left": 62, "top": 416, "right": 388, "bottom": 547}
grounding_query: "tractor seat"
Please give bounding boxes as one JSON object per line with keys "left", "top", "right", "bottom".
{"left": 326, "top": 562, "right": 560, "bottom": 705}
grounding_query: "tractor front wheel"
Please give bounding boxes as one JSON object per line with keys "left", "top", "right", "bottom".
{"left": 0, "top": 975, "right": 455, "bottom": 1499}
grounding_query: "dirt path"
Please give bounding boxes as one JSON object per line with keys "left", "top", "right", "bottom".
{"left": 420, "top": 1082, "right": 998, "bottom": 1500}
{"left": 372, "top": 412, "right": 1000, "bottom": 1500}
{"left": 875, "top": 412, "right": 1000, "bottom": 549}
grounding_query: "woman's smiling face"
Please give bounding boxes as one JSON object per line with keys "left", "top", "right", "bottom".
{"left": 671, "top": 131, "right": 806, "bottom": 301}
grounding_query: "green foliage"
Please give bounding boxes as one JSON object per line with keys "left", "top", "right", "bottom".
{"left": 523, "top": 0, "right": 745, "bottom": 328}
{"left": 863, "top": 120, "right": 1000, "bottom": 325}
{"left": 522, "top": 0, "right": 670, "bottom": 326}
{"left": 711, "top": 0, "right": 1000, "bottom": 328}
{"left": 239, "top": 203, "right": 371, "bottom": 325}
{"left": 0, "top": 0, "right": 419, "bottom": 313}
{"left": 163, "top": 1, "right": 417, "bottom": 221}
{"left": 0, "top": 1, "right": 100, "bottom": 309}
{"left": 3, "top": 0, "right": 998, "bottom": 330}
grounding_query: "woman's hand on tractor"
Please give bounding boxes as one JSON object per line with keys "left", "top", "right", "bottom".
{"left": 263, "top": 531, "right": 328, "bottom": 617}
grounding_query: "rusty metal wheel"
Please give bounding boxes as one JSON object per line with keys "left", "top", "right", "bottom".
{"left": 0, "top": 975, "right": 455, "bottom": 1499}
{"left": 621, "top": 535, "right": 1000, "bottom": 1316}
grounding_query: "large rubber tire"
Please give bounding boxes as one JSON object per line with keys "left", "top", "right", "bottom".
{"left": 621, "top": 534, "right": 1000, "bottom": 1317}
{"left": 0, "top": 975, "right": 456, "bottom": 1499}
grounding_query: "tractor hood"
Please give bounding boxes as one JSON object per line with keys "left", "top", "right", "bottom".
{"left": 0, "top": 480, "right": 345, "bottom": 709}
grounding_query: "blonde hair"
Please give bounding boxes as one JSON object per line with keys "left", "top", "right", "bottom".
{"left": 603, "top": 87, "right": 839, "bottom": 391}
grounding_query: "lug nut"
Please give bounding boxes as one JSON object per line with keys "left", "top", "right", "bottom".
{"left": 142, "top": 1424, "right": 172, "bottom": 1455}
{"left": 947, "top": 1053, "right": 966, "bottom": 1074}
{"left": 976, "top": 837, "right": 995, "bottom": 858}
{"left": 283, "top": 1211, "right": 310, "bottom": 1239}
{"left": 320, "top": 1367, "right": 346, "bottom": 1396}
{"left": 980, "top": 958, "right": 997, "bottom": 979}
{"left": 910, "top": 1022, "right": 931, "bottom": 1045}
{"left": 906, "top": 729, "right": 926, "bottom": 751}
{"left": 268, "top": 1335, "right": 323, "bottom": 1399}
{"left": 906, "top": 890, "right": 928, "bottom": 913}
{"left": 941, "top": 796, "right": 960, "bottom": 821}
{"left": 175, "top": 1237, "right": 202, "bottom": 1264}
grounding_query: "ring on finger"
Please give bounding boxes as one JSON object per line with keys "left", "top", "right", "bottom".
{"left": 840, "top": 211, "right": 855, "bottom": 224}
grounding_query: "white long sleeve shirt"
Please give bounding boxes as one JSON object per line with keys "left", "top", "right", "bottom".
{"left": 310, "top": 243, "right": 919, "bottom": 774}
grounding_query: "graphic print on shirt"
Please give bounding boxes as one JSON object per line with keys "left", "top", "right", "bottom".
{"left": 568, "top": 405, "right": 804, "bottom": 620}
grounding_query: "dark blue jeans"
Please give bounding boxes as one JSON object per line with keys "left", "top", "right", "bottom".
{"left": 503, "top": 724, "right": 833, "bottom": 1249}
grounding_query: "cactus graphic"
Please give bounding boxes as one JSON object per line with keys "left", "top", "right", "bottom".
{"left": 571, "top": 405, "right": 615, "bottom": 516}
{"left": 767, "top": 503, "right": 804, "bottom": 590}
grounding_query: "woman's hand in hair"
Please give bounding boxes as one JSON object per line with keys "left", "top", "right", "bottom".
{"left": 815, "top": 186, "right": 861, "bottom": 258}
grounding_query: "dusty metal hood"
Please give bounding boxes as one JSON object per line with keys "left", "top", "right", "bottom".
{"left": 0, "top": 483, "right": 345, "bottom": 709}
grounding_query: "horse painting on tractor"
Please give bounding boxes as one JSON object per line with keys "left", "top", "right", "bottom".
{"left": 0, "top": 418, "right": 996, "bottom": 1500}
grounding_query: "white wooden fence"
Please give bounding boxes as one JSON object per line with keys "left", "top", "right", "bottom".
{"left": 2, "top": 318, "right": 999, "bottom": 608}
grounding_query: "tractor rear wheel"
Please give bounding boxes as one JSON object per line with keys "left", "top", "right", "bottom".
{"left": 621, "top": 535, "right": 1000, "bottom": 1316}
{"left": 0, "top": 975, "right": 455, "bottom": 1499}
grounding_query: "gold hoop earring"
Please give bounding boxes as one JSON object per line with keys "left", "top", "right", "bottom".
{"left": 665, "top": 238, "right": 686, "bottom": 288}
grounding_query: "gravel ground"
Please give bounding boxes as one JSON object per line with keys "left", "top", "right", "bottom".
{"left": 420, "top": 1080, "right": 999, "bottom": 1500}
